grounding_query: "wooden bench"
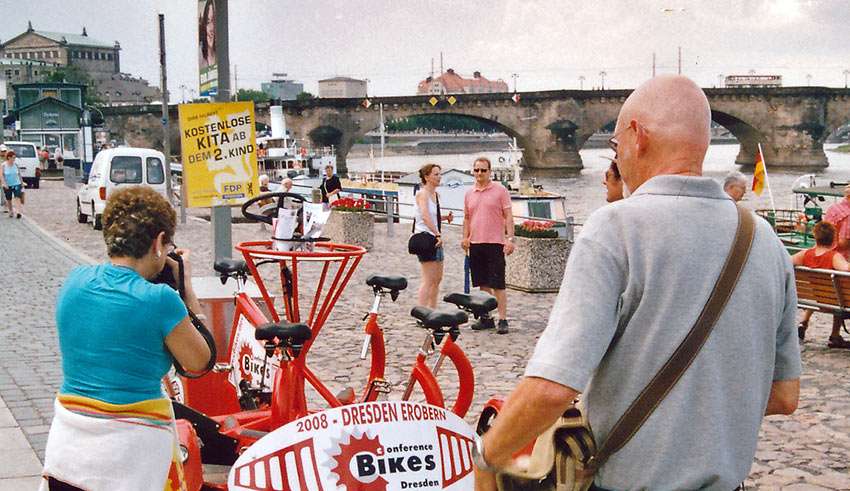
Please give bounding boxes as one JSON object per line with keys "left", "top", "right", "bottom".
{"left": 795, "top": 266, "right": 850, "bottom": 320}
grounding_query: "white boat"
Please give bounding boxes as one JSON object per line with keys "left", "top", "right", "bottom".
{"left": 258, "top": 106, "right": 337, "bottom": 182}
{"left": 386, "top": 139, "right": 569, "bottom": 231}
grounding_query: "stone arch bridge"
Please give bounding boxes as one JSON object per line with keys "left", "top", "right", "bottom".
{"left": 103, "top": 87, "right": 850, "bottom": 175}
{"left": 275, "top": 87, "right": 850, "bottom": 175}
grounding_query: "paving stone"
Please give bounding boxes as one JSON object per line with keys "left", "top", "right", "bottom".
{"left": 783, "top": 485, "right": 832, "bottom": 491}
{"left": 809, "top": 472, "right": 850, "bottom": 490}
{"left": 0, "top": 428, "right": 35, "bottom": 450}
{"left": 0, "top": 476, "right": 44, "bottom": 490}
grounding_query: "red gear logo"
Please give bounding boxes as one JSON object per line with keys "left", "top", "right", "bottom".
{"left": 329, "top": 432, "right": 388, "bottom": 491}
{"left": 237, "top": 343, "right": 254, "bottom": 384}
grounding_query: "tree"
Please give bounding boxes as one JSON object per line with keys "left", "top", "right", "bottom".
{"left": 45, "top": 66, "right": 103, "bottom": 106}
{"left": 296, "top": 91, "right": 316, "bottom": 102}
{"left": 236, "top": 88, "right": 270, "bottom": 103}
{"left": 385, "top": 114, "right": 498, "bottom": 133}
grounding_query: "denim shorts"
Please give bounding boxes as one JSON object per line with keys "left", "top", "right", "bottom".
{"left": 417, "top": 246, "right": 444, "bottom": 263}
{"left": 3, "top": 185, "right": 22, "bottom": 200}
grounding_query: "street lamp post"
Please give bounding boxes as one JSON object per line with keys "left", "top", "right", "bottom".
{"left": 579, "top": 75, "right": 585, "bottom": 90}
{"left": 599, "top": 71, "right": 607, "bottom": 90}
{"left": 806, "top": 73, "right": 812, "bottom": 86}
{"left": 511, "top": 73, "right": 518, "bottom": 93}
{"left": 844, "top": 69, "right": 849, "bottom": 89}
{"left": 717, "top": 74, "right": 724, "bottom": 88}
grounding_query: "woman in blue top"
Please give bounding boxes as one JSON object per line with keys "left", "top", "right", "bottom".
{"left": 1, "top": 150, "right": 24, "bottom": 218}
{"left": 42, "top": 186, "right": 211, "bottom": 490}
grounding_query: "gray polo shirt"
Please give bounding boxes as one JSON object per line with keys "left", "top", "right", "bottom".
{"left": 525, "top": 175, "right": 800, "bottom": 490}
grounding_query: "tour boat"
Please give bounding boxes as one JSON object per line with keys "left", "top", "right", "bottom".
{"left": 258, "top": 106, "right": 337, "bottom": 182}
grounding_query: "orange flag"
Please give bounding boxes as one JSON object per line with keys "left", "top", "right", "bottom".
{"left": 752, "top": 147, "right": 766, "bottom": 196}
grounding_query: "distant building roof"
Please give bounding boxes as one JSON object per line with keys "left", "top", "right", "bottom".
{"left": 32, "top": 30, "right": 115, "bottom": 49}
{"left": 318, "top": 76, "right": 366, "bottom": 83}
{"left": 417, "top": 69, "right": 508, "bottom": 94}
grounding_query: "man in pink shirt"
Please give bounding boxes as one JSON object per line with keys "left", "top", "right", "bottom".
{"left": 462, "top": 157, "right": 514, "bottom": 334}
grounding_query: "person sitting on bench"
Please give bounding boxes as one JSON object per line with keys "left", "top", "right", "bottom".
{"left": 792, "top": 221, "right": 850, "bottom": 348}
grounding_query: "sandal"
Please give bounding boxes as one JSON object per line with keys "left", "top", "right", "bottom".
{"left": 827, "top": 336, "right": 850, "bottom": 349}
{"left": 798, "top": 322, "right": 808, "bottom": 341}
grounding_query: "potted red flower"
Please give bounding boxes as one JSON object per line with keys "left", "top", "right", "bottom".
{"left": 323, "top": 196, "right": 375, "bottom": 248}
{"left": 506, "top": 219, "right": 572, "bottom": 293}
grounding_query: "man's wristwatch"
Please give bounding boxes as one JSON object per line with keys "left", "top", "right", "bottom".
{"left": 472, "top": 434, "right": 498, "bottom": 472}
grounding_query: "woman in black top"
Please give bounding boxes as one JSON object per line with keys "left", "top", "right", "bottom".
{"left": 320, "top": 164, "right": 342, "bottom": 203}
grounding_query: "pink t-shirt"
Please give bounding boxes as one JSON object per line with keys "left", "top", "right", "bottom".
{"left": 464, "top": 182, "right": 511, "bottom": 244}
{"left": 825, "top": 200, "right": 850, "bottom": 241}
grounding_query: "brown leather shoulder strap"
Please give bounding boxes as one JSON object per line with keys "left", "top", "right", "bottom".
{"left": 591, "top": 205, "right": 756, "bottom": 469}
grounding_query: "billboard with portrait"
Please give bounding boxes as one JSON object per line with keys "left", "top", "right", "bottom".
{"left": 198, "top": 0, "right": 218, "bottom": 97}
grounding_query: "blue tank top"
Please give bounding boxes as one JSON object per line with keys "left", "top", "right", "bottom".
{"left": 56, "top": 264, "right": 187, "bottom": 404}
{"left": 3, "top": 163, "right": 21, "bottom": 187}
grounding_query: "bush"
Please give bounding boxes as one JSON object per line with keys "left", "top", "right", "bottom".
{"left": 331, "top": 197, "right": 371, "bottom": 212}
{"left": 515, "top": 220, "right": 558, "bottom": 239}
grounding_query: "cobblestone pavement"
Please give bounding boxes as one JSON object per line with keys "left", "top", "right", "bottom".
{"left": 2, "top": 179, "right": 850, "bottom": 489}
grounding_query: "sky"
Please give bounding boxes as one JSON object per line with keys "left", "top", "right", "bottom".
{"left": 4, "top": 0, "right": 850, "bottom": 100}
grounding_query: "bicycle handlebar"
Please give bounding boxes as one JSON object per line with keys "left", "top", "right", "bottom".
{"left": 241, "top": 192, "right": 307, "bottom": 225}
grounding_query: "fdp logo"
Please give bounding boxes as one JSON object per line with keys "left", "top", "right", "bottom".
{"left": 330, "top": 432, "right": 437, "bottom": 490}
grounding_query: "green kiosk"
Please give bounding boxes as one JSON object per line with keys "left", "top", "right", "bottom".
{"left": 12, "top": 82, "right": 85, "bottom": 169}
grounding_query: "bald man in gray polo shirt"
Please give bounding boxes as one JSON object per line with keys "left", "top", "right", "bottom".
{"left": 474, "top": 75, "right": 801, "bottom": 490}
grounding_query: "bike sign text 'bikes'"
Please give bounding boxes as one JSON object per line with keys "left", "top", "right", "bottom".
{"left": 227, "top": 401, "right": 476, "bottom": 490}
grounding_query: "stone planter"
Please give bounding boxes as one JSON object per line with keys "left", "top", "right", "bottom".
{"left": 505, "top": 236, "right": 572, "bottom": 293}
{"left": 323, "top": 210, "right": 374, "bottom": 249}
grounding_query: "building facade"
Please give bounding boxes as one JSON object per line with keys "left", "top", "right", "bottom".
{"left": 417, "top": 69, "right": 509, "bottom": 95}
{"left": 262, "top": 75, "right": 304, "bottom": 101}
{"left": 318, "top": 77, "right": 368, "bottom": 98}
{"left": 0, "top": 22, "right": 159, "bottom": 105}
{"left": 0, "top": 57, "right": 57, "bottom": 109}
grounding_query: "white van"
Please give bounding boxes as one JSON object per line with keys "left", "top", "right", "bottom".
{"left": 3, "top": 141, "right": 41, "bottom": 188}
{"left": 77, "top": 147, "right": 169, "bottom": 229}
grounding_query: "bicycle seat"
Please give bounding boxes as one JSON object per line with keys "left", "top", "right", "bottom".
{"left": 410, "top": 306, "right": 468, "bottom": 330}
{"left": 255, "top": 321, "right": 312, "bottom": 346}
{"left": 214, "top": 259, "right": 249, "bottom": 276}
{"left": 366, "top": 274, "right": 408, "bottom": 292}
{"left": 443, "top": 292, "right": 497, "bottom": 317}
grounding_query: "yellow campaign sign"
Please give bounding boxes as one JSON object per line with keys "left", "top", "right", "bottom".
{"left": 178, "top": 101, "right": 259, "bottom": 208}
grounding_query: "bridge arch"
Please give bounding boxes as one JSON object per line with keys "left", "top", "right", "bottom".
{"left": 710, "top": 109, "right": 763, "bottom": 166}
{"left": 301, "top": 109, "right": 531, "bottom": 175}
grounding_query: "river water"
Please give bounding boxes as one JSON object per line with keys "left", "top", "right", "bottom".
{"left": 348, "top": 143, "right": 850, "bottom": 222}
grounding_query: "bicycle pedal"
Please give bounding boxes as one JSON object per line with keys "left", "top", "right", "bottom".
{"left": 370, "top": 378, "right": 392, "bottom": 394}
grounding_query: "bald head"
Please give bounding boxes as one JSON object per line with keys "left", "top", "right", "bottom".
{"left": 615, "top": 75, "right": 711, "bottom": 191}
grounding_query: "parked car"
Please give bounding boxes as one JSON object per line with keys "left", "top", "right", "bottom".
{"left": 77, "top": 147, "right": 169, "bottom": 230}
{"left": 3, "top": 141, "right": 41, "bottom": 188}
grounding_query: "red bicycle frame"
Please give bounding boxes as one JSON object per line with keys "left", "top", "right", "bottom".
{"left": 401, "top": 329, "right": 475, "bottom": 417}
{"left": 225, "top": 290, "right": 387, "bottom": 429}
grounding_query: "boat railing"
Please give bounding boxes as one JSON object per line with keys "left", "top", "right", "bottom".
{"left": 284, "top": 182, "right": 580, "bottom": 241}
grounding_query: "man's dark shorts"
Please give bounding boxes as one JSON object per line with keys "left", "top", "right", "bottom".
{"left": 469, "top": 243, "right": 506, "bottom": 289}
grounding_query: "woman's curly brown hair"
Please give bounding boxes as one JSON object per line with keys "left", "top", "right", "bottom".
{"left": 103, "top": 187, "right": 175, "bottom": 258}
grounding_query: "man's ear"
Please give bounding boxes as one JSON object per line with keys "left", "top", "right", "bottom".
{"left": 634, "top": 120, "right": 650, "bottom": 156}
